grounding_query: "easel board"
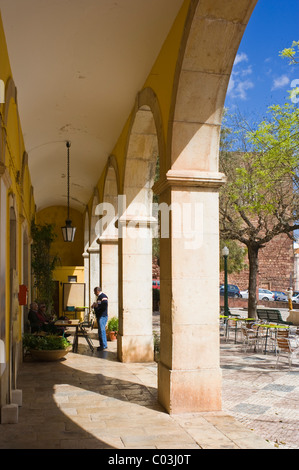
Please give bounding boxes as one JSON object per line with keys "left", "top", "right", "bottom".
{"left": 63, "top": 283, "right": 85, "bottom": 310}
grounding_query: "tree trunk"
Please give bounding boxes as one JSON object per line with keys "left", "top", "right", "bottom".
{"left": 247, "top": 243, "right": 259, "bottom": 319}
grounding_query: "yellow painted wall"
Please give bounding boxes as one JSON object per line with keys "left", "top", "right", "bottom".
{"left": 0, "top": 12, "right": 13, "bottom": 87}
{"left": 36, "top": 206, "right": 84, "bottom": 267}
{"left": 53, "top": 266, "right": 85, "bottom": 317}
{"left": 89, "top": 0, "right": 190, "bottom": 205}
{"left": 0, "top": 12, "right": 36, "bottom": 377}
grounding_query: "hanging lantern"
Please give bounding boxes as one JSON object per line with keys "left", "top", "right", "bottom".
{"left": 61, "top": 141, "right": 76, "bottom": 242}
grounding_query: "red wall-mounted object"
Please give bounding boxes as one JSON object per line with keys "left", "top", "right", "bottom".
{"left": 18, "top": 285, "right": 28, "bottom": 305}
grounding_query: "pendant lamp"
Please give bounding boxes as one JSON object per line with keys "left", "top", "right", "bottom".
{"left": 61, "top": 141, "right": 76, "bottom": 242}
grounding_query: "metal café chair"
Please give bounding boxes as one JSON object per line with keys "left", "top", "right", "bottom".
{"left": 275, "top": 336, "right": 299, "bottom": 369}
{"left": 241, "top": 325, "right": 260, "bottom": 352}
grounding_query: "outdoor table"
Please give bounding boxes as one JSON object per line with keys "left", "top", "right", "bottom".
{"left": 55, "top": 320, "right": 80, "bottom": 352}
{"left": 257, "top": 323, "right": 290, "bottom": 354}
{"left": 55, "top": 320, "right": 94, "bottom": 353}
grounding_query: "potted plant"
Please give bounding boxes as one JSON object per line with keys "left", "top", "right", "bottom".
{"left": 107, "top": 316, "right": 118, "bottom": 341}
{"left": 153, "top": 331, "right": 160, "bottom": 362}
{"left": 31, "top": 220, "right": 60, "bottom": 315}
{"left": 23, "top": 334, "right": 71, "bottom": 361}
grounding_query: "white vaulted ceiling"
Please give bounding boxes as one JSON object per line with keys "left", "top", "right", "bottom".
{"left": 0, "top": 0, "right": 183, "bottom": 212}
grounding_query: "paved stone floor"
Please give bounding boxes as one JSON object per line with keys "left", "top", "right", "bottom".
{"left": 220, "top": 340, "right": 299, "bottom": 449}
{"left": 0, "top": 311, "right": 298, "bottom": 451}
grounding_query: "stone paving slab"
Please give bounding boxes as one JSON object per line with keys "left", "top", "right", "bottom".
{"left": 219, "top": 308, "right": 299, "bottom": 449}
{"left": 0, "top": 336, "right": 275, "bottom": 450}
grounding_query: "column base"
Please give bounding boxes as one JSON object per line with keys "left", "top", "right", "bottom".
{"left": 11, "top": 389, "right": 22, "bottom": 406}
{"left": 158, "top": 361, "right": 222, "bottom": 414}
{"left": 117, "top": 334, "right": 154, "bottom": 363}
{"left": 1, "top": 403, "right": 18, "bottom": 424}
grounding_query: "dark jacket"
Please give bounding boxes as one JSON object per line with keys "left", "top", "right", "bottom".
{"left": 94, "top": 293, "right": 108, "bottom": 318}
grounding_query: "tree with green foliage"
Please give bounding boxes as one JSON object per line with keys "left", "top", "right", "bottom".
{"left": 31, "top": 221, "right": 60, "bottom": 313}
{"left": 219, "top": 239, "right": 248, "bottom": 274}
{"left": 280, "top": 40, "right": 299, "bottom": 103}
{"left": 219, "top": 103, "right": 299, "bottom": 317}
{"left": 280, "top": 40, "right": 299, "bottom": 64}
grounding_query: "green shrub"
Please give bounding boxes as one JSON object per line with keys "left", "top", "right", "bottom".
{"left": 23, "top": 334, "right": 70, "bottom": 351}
{"left": 107, "top": 316, "right": 119, "bottom": 332}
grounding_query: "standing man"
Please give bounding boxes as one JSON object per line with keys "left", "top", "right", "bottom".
{"left": 92, "top": 287, "right": 108, "bottom": 351}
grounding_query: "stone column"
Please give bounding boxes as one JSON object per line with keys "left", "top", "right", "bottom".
{"left": 154, "top": 170, "right": 224, "bottom": 414}
{"left": 98, "top": 236, "right": 118, "bottom": 319}
{"left": 88, "top": 244, "right": 100, "bottom": 305}
{"left": 82, "top": 251, "right": 90, "bottom": 308}
{"left": 117, "top": 215, "right": 156, "bottom": 363}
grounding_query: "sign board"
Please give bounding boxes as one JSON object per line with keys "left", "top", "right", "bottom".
{"left": 63, "top": 283, "right": 85, "bottom": 310}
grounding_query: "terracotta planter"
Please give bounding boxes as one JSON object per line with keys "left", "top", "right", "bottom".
{"left": 108, "top": 330, "right": 117, "bottom": 341}
{"left": 30, "top": 346, "right": 71, "bottom": 361}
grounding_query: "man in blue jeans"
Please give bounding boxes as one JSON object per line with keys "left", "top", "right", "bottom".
{"left": 92, "top": 287, "right": 108, "bottom": 351}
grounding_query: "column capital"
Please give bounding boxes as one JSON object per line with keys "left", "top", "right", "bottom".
{"left": 118, "top": 214, "right": 157, "bottom": 228}
{"left": 153, "top": 169, "right": 226, "bottom": 195}
{"left": 87, "top": 245, "right": 100, "bottom": 254}
{"left": 0, "top": 161, "right": 12, "bottom": 188}
{"left": 97, "top": 236, "right": 119, "bottom": 245}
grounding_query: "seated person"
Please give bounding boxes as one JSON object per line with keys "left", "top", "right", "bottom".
{"left": 28, "top": 302, "right": 66, "bottom": 336}
{"left": 28, "top": 302, "right": 46, "bottom": 333}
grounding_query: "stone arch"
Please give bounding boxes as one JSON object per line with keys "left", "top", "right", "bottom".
{"left": 122, "top": 87, "right": 164, "bottom": 214}
{"left": 82, "top": 208, "right": 90, "bottom": 308}
{"left": 100, "top": 155, "right": 119, "bottom": 239}
{"left": 98, "top": 156, "right": 120, "bottom": 319}
{"left": 118, "top": 88, "right": 164, "bottom": 363}
{"left": 21, "top": 219, "right": 30, "bottom": 333}
{"left": 83, "top": 207, "right": 90, "bottom": 253}
{"left": 1, "top": 78, "right": 19, "bottom": 167}
{"left": 29, "top": 186, "right": 35, "bottom": 217}
{"left": 20, "top": 152, "right": 28, "bottom": 195}
{"left": 154, "top": 0, "right": 257, "bottom": 413}
{"left": 90, "top": 189, "right": 100, "bottom": 247}
{"left": 8, "top": 198, "right": 18, "bottom": 405}
{"left": 88, "top": 190, "right": 100, "bottom": 305}
{"left": 168, "top": 0, "right": 257, "bottom": 173}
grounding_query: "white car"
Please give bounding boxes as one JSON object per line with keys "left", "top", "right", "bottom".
{"left": 240, "top": 288, "right": 274, "bottom": 301}
{"left": 292, "top": 294, "right": 299, "bottom": 304}
{"left": 259, "top": 288, "right": 275, "bottom": 301}
{"left": 240, "top": 290, "right": 249, "bottom": 299}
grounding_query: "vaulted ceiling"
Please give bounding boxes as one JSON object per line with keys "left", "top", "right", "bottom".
{"left": 0, "top": 0, "right": 184, "bottom": 212}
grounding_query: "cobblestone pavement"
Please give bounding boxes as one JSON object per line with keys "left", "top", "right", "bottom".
{"left": 0, "top": 310, "right": 298, "bottom": 450}
{"left": 220, "top": 339, "right": 299, "bottom": 449}
{"left": 154, "top": 308, "right": 299, "bottom": 450}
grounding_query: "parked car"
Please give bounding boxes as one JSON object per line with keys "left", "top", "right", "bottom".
{"left": 220, "top": 284, "right": 241, "bottom": 298}
{"left": 240, "top": 288, "right": 274, "bottom": 301}
{"left": 152, "top": 280, "right": 160, "bottom": 289}
{"left": 292, "top": 294, "right": 299, "bottom": 303}
{"left": 240, "top": 289, "right": 249, "bottom": 299}
{"left": 259, "top": 288, "right": 275, "bottom": 301}
{"left": 273, "top": 291, "right": 287, "bottom": 301}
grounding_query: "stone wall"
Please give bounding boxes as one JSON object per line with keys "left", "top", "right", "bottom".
{"left": 220, "top": 233, "right": 294, "bottom": 292}
{"left": 220, "top": 296, "right": 299, "bottom": 309}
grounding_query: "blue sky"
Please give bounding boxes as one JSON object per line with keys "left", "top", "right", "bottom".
{"left": 225, "top": 0, "right": 299, "bottom": 121}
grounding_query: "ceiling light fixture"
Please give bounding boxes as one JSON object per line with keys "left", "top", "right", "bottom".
{"left": 61, "top": 141, "right": 76, "bottom": 242}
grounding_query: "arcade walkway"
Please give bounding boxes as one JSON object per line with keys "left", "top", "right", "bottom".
{"left": 0, "top": 337, "right": 275, "bottom": 450}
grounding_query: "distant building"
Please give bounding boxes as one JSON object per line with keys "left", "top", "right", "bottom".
{"left": 220, "top": 233, "right": 295, "bottom": 292}
{"left": 294, "top": 240, "right": 299, "bottom": 291}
